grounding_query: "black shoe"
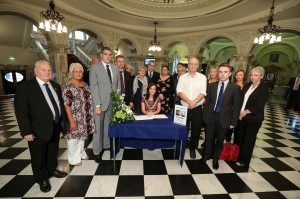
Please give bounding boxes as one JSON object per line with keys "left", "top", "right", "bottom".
{"left": 190, "top": 149, "right": 196, "bottom": 159}
{"left": 49, "top": 169, "right": 67, "bottom": 178}
{"left": 213, "top": 160, "right": 219, "bottom": 170}
{"left": 200, "top": 156, "right": 211, "bottom": 163}
{"left": 95, "top": 155, "right": 102, "bottom": 163}
{"left": 39, "top": 179, "right": 51, "bottom": 193}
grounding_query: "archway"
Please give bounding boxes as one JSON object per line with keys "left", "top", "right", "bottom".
{"left": 0, "top": 13, "right": 52, "bottom": 94}
{"left": 162, "top": 41, "right": 189, "bottom": 75}
{"left": 198, "top": 37, "right": 237, "bottom": 76}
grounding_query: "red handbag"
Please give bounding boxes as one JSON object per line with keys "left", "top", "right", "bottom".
{"left": 219, "top": 143, "right": 240, "bottom": 161}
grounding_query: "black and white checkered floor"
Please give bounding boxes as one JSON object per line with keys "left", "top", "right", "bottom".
{"left": 0, "top": 98, "right": 300, "bottom": 198}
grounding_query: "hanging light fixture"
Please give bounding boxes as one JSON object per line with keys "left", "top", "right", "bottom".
{"left": 253, "top": 0, "right": 281, "bottom": 44}
{"left": 149, "top": 22, "right": 161, "bottom": 52}
{"left": 39, "top": 0, "right": 67, "bottom": 33}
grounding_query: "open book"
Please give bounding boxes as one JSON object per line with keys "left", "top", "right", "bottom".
{"left": 134, "top": 114, "right": 168, "bottom": 121}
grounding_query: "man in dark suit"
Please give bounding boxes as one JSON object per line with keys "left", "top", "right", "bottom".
{"left": 146, "top": 60, "right": 160, "bottom": 84}
{"left": 174, "top": 64, "right": 186, "bottom": 105}
{"left": 286, "top": 72, "right": 300, "bottom": 111}
{"left": 172, "top": 63, "right": 185, "bottom": 82}
{"left": 203, "top": 63, "right": 242, "bottom": 170}
{"left": 14, "top": 60, "right": 67, "bottom": 193}
{"left": 116, "top": 55, "right": 133, "bottom": 108}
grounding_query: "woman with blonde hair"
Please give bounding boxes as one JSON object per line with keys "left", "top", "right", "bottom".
{"left": 133, "top": 66, "right": 148, "bottom": 113}
{"left": 62, "top": 63, "right": 95, "bottom": 166}
{"left": 208, "top": 66, "right": 218, "bottom": 83}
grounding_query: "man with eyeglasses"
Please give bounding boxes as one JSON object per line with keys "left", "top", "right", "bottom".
{"left": 146, "top": 60, "right": 160, "bottom": 84}
{"left": 177, "top": 57, "right": 207, "bottom": 159}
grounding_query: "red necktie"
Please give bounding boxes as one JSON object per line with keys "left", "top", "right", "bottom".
{"left": 120, "top": 71, "right": 125, "bottom": 94}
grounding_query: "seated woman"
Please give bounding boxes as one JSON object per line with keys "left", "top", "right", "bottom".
{"left": 141, "top": 83, "right": 161, "bottom": 116}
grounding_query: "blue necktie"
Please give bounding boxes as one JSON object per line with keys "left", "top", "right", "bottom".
{"left": 215, "top": 82, "right": 224, "bottom": 112}
{"left": 44, "top": 84, "right": 60, "bottom": 122}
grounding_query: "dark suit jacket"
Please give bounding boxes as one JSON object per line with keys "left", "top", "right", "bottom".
{"left": 288, "top": 77, "right": 300, "bottom": 93}
{"left": 123, "top": 70, "right": 133, "bottom": 105}
{"left": 241, "top": 82, "right": 269, "bottom": 122}
{"left": 204, "top": 81, "right": 242, "bottom": 128}
{"left": 146, "top": 71, "right": 160, "bottom": 84}
{"left": 14, "top": 78, "right": 66, "bottom": 141}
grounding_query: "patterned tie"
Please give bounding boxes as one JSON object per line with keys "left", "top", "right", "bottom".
{"left": 119, "top": 71, "right": 125, "bottom": 95}
{"left": 106, "top": 64, "right": 112, "bottom": 84}
{"left": 44, "top": 84, "right": 60, "bottom": 122}
{"left": 215, "top": 82, "right": 224, "bottom": 112}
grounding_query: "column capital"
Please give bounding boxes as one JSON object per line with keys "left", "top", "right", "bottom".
{"left": 46, "top": 44, "right": 69, "bottom": 54}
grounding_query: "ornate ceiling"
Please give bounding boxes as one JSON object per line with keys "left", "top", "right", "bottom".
{"left": 0, "top": 0, "right": 300, "bottom": 39}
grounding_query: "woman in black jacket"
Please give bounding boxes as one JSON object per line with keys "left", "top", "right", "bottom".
{"left": 235, "top": 66, "right": 269, "bottom": 167}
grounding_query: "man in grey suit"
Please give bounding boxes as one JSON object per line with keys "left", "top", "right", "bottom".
{"left": 203, "top": 63, "right": 242, "bottom": 170}
{"left": 90, "top": 47, "right": 119, "bottom": 162}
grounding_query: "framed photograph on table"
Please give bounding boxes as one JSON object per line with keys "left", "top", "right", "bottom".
{"left": 174, "top": 105, "right": 187, "bottom": 126}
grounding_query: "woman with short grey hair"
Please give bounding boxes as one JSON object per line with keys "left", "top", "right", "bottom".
{"left": 235, "top": 66, "right": 268, "bottom": 167}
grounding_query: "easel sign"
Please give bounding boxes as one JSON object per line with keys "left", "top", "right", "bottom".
{"left": 174, "top": 105, "right": 187, "bottom": 126}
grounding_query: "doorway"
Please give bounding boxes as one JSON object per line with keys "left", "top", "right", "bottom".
{"left": 1, "top": 70, "right": 26, "bottom": 94}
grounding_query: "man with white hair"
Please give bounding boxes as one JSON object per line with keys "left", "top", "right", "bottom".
{"left": 15, "top": 60, "right": 67, "bottom": 193}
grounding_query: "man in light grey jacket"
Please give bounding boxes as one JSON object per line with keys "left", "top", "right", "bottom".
{"left": 90, "top": 47, "right": 119, "bottom": 162}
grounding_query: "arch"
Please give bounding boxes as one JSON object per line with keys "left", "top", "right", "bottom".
{"left": 114, "top": 36, "right": 140, "bottom": 55}
{"left": 65, "top": 24, "right": 108, "bottom": 47}
{"left": 161, "top": 38, "right": 189, "bottom": 53}
{"left": 160, "top": 39, "right": 189, "bottom": 59}
{"left": 247, "top": 29, "right": 300, "bottom": 57}
{"left": 0, "top": 11, "right": 52, "bottom": 44}
{"left": 252, "top": 42, "right": 298, "bottom": 62}
{"left": 194, "top": 33, "right": 239, "bottom": 55}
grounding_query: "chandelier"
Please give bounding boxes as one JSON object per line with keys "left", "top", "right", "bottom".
{"left": 39, "top": 0, "right": 67, "bottom": 33}
{"left": 149, "top": 22, "right": 161, "bottom": 52}
{"left": 253, "top": 0, "right": 281, "bottom": 44}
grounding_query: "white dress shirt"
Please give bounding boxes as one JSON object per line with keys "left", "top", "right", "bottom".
{"left": 176, "top": 72, "right": 207, "bottom": 107}
{"left": 36, "top": 77, "right": 61, "bottom": 120}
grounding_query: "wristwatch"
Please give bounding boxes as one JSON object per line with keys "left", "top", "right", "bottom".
{"left": 195, "top": 99, "right": 198, "bottom": 103}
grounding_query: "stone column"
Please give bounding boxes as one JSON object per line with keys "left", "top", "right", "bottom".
{"left": 233, "top": 54, "right": 251, "bottom": 72}
{"left": 46, "top": 44, "right": 69, "bottom": 85}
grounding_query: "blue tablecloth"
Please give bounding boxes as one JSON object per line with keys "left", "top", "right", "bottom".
{"left": 108, "top": 114, "right": 188, "bottom": 166}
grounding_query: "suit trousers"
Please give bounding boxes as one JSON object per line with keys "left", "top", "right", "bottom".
{"left": 28, "top": 122, "right": 60, "bottom": 183}
{"left": 286, "top": 90, "right": 300, "bottom": 111}
{"left": 236, "top": 119, "right": 262, "bottom": 166}
{"left": 186, "top": 105, "right": 203, "bottom": 149}
{"left": 93, "top": 104, "right": 112, "bottom": 155}
{"left": 205, "top": 112, "right": 228, "bottom": 161}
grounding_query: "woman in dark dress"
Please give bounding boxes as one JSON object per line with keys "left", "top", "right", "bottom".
{"left": 156, "top": 65, "right": 174, "bottom": 114}
{"left": 226, "top": 69, "right": 246, "bottom": 143}
{"left": 133, "top": 66, "right": 148, "bottom": 114}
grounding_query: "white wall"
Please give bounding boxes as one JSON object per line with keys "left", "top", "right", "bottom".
{"left": 0, "top": 45, "right": 38, "bottom": 65}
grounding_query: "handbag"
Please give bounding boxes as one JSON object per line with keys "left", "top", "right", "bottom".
{"left": 219, "top": 142, "right": 240, "bottom": 161}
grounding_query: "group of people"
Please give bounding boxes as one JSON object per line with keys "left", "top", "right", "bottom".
{"left": 14, "top": 45, "right": 278, "bottom": 193}
{"left": 178, "top": 59, "right": 268, "bottom": 171}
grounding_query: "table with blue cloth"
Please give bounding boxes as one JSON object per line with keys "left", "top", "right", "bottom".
{"left": 109, "top": 114, "right": 188, "bottom": 166}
